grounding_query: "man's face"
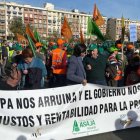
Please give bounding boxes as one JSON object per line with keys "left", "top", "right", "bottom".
{"left": 91, "top": 49, "right": 98, "bottom": 58}
{"left": 92, "top": 49, "right": 98, "bottom": 55}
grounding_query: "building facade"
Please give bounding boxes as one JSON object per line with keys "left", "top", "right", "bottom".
{"left": 107, "top": 18, "right": 140, "bottom": 41}
{"left": 0, "top": 3, "right": 6, "bottom": 39}
{"left": 0, "top": 1, "right": 107, "bottom": 40}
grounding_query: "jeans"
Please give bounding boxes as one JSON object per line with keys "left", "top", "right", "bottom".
{"left": 1, "top": 57, "right": 7, "bottom": 75}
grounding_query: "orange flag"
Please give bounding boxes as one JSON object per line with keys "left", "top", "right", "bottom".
{"left": 17, "top": 33, "right": 28, "bottom": 45}
{"left": 80, "top": 27, "right": 85, "bottom": 44}
{"left": 26, "top": 24, "right": 37, "bottom": 43}
{"left": 61, "top": 16, "right": 73, "bottom": 42}
{"left": 93, "top": 4, "right": 105, "bottom": 26}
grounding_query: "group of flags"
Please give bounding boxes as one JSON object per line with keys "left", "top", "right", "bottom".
{"left": 16, "top": 3, "right": 126, "bottom": 48}
{"left": 61, "top": 3, "right": 106, "bottom": 44}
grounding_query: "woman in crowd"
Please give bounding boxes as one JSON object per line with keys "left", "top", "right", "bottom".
{"left": 18, "top": 47, "right": 47, "bottom": 89}
{"left": 67, "top": 43, "right": 87, "bottom": 86}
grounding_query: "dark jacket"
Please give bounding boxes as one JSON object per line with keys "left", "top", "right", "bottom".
{"left": 67, "top": 55, "right": 86, "bottom": 84}
{"left": 25, "top": 68, "right": 42, "bottom": 89}
{"left": 83, "top": 54, "right": 108, "bottom": 83}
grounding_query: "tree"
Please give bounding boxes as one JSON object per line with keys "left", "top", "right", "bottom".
{"left": 9, "top": 17, "right": 25, "bottom": 38}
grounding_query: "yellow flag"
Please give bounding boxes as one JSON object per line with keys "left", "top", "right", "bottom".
{"left": 93, "top": 4, "right": 105, "bottom": 26}
{"left": 61, "top": 16, "right": 73, "bottom": 42}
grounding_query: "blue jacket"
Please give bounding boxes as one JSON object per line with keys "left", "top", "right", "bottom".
{"left": 18, "top": 57, "right": 47, "bottom": 77}
{"left": 67, "top": 55, "right": 86, "bottom": 84}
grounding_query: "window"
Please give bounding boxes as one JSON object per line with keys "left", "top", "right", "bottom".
{"left": 25, "top": 14, "right": 28, "bottom": 17}
{"left": 30, "top": 14, "right": 33, "bottom": 18}
{"left": 13, "top": 11, "right": 17, "bottom": 14}
{"left": 29, "top": 9, "right": 33, "bottom": 11}
{"left": 24, "top": 8, "right": 28, "bottom": 11}
{"left": 48, "top": 20, "right": 52, "bottom": 23}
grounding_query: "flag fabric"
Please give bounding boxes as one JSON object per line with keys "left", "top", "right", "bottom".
{"left": 34, "top": 29, "right": 41, "bottom": 43}
{"left": 87, "top": 16, "right": 93, "bottom": 36}
{"left": 34, "top": 29, "right": 47, "bottom": 50}
{"left": 61, "top": 16, "right": 73, "bottom": 42}
{"left": 26, "top": 24, "right": 37, "bottom": 43}
{"left": 26, "top": 34, "right": 36, "bottom": 57}
{"left": 16, "top": 33, "right": 28, "bottom": 45}
{"left": 87, "top": 17, "right": 105, "bottom": 41}
{"left": 121, "top": 15, "right": 125, "bottom": 43}
{"left": 80, "top": 27, "right": 85, "bottom": 44}
{"left": 93, "top": 4, "right": 105, "bottom": 26}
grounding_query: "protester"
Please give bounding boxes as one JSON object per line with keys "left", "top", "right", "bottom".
{"left": 83, "top": 44, "right": 108, "bottom": 86}
{"left": 35, "top": 42, "right": 46, "bottom": 64}
{"left": 106, "top": 46, "right": 123, "bottom": 87}
{"left": 50, "top": 38, "right": 67, "bottom": 87}
{"left": 125, "top": 52, "right": 140, "bottom": 85}
{"left": 0, "top": 40, "right": 8, "bottom": 77}
{"left": 125, "top": 43, "right": 135, "bottom": 64}
{"left": 67, "top": 43, "right": 87, "bottom": 85}
{"left": 115, "top": 42, "right": 128, "bottom": 87}
{"left": 12, "top": 43, "right": 23, "bottom": 64}
{"left": 18, "top": 48, "right": 47, "bottom": 89}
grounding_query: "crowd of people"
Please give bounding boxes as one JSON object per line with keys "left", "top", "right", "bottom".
{"left": 0, "top": 38, "right": 139, "bottom": 90}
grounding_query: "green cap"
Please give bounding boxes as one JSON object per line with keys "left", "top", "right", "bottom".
{"left": 51, "top": 45, "right": 58, "bottom": 50}
{"left": 88, "top": 44, "right": 97, "bottom": 51}
{"left": 109, "top": 45, "right": 119, "bottom": 53}
{"left": 13, "top": 43, "right": 23, "bottom": 51}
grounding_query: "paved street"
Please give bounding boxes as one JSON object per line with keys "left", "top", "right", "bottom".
{"left": 71, "top": 127, "right": 140, "bottom": 140}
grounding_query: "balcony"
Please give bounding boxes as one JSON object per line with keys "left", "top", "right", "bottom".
{"left": 0, "top": 30, "right": 5, "bottom": 33}
{"left": 7, "top": 11, "right": 11, "bottom": 14}
{"left": 24, "top": 17, "right": 28, "bottom": 20}
{"left": 29, "top": 17, "right": 33, "bottom": 21}
{"left": 0, "top": 13, "right": 5, "bottom": 16}
{"left": 18, "top": 12, "right": 22, "bottom": 15}
{"left": 13, "top": 11, "right": 17, "bottom": 14}
{"left": 0, "top": 20, "right": 5, "bottom": 23}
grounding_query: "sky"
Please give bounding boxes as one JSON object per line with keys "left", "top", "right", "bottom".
{"left": 3, "top": 0, "right": 140, "bottom": 20}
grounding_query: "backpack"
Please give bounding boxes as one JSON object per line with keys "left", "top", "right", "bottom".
{"left": 24, "top": 68, "right": 42, "bottom": 89}
{"left": 6, "top": 66, "right": 21, "bottom": 87}
{"left": 106, "top": 64, "right": 123, "bottom": 81}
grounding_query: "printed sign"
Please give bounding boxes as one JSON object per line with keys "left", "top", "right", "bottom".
{"left": 0, "top": 83, "right": 140, "bottom": 140}
{"left": 129, "top": 24, "right": 137, "bottom": 42}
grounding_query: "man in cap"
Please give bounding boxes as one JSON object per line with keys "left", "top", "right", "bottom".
{"left": 106, "top": 46, "right": 123, "bottom": 87}
{"left": 83, "top": 44, "right": 108, "bottom": 86}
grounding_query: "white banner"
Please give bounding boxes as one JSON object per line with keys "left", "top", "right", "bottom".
{"left": 129, "top": 24, "right": 137, "bottom": 42}
{"left": 0, "top": 83, "right": 140, "bottom": 140}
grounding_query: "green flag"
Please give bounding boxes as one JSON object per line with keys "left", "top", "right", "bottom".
{"left": 34, "top": 29, "right": 41, "bottom": 43}
{"left": 87, "top": 17, "right": 105, "bottom": 41}
{"left": 26, "top": 34, "right": 36, "bottom": 57}
{"left": 34, "top": 29, "right": 47, "bottom": 50}
{"left": 87, "top": 17, "right": 93, "bottom": 36}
